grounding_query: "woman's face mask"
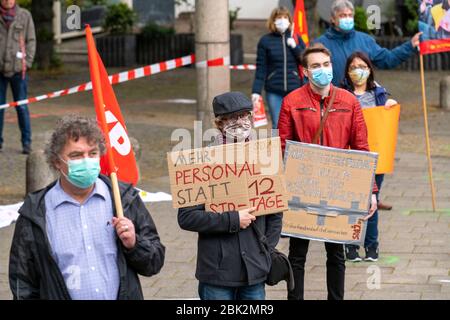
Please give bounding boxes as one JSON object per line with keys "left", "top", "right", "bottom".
{"left": 275, "top": 17, "right": 290, "bottom": 34}
{"left": 221, "top": 114, "right": 253, "bottom": 142}
{"left": 59, "top": 156, "right": 101, "bottom": 189}
{"left": 349, "top": 68, "right": 370, "bottom": 86}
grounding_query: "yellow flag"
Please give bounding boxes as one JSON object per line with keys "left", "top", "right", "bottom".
{"left": 362, "top": 105, "right": 401, "bottom": 174}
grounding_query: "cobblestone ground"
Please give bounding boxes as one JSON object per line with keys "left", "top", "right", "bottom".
{"left": 0, "top": 67, "right": 449, "bottom": 299}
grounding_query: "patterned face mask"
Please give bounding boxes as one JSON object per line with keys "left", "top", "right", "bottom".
{"left": 222, "top": 114, "right": 253, "bottom": 142}
{"left": 349, "top": 68, "right": 370, "bottom": 85}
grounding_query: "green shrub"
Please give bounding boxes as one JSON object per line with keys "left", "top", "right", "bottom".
{"left": 103, "top": 3, "right": 136, "bottom": 35}
{"left": 17, "top": 0, "right": 32, "bottom": 10}
{"left": 354, "top": 6, "right": 370, "bottom": 33}
{"left": 141, "top": 22, "right": 175, "bottom": 39}
{"left": 405, "top": 0, "right": 419, "bottom": 34}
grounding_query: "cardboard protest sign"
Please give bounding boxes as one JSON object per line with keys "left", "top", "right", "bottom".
{"left": 281, "top": 141, "right": 377, "bottom": 244}
{"left": 363, "top": 105, "right": 401, "bottom": 174}
{"left": 419, "top": 0, "right": 450, "bottom": 55}
{"left": 282, "top": 208, "right": 367, "bottom": 245}
{"left": 167, "top": 137, "right": 288, "bottom": 216}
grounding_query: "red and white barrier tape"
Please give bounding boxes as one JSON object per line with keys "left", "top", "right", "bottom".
{"left": 0, "top": 54, "right": 256, "bottom": 111}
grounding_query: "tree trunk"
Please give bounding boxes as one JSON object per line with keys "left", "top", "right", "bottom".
{"left": 31, "top": 0, "right": 54, "bottom": 69}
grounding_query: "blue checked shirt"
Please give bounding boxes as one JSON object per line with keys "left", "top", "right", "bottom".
{"left": 45, "top": 178, "right": 120, "bottom": 300}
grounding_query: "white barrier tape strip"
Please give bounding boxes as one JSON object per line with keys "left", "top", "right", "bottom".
{"left": 0, "top": 54, "right": 255, "bottom": 111}
{"left": 230, "top": 64, "right": 257, "bottom": 70}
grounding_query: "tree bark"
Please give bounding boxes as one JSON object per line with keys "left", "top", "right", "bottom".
{"left": 30, "top": 0, "right": 54, "bottom": 69}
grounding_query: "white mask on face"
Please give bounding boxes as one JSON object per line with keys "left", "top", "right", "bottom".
{"left": 275, "top": 18, "right": 290, "bottom": 34}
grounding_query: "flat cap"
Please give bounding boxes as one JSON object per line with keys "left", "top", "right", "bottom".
{"left": 212, "top": 91, "right": 253, "bottom": 117}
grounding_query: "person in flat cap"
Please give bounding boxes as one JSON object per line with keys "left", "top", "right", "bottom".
{"left": 178, "top": 91, "right": 282, "bottom": 300}
{"left": 212, "top": 91, "right": 254, "bottom": 144}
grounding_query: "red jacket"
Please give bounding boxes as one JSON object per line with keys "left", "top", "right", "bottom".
{"left": 278, "top": 84, "right": 378, "bottom": 193}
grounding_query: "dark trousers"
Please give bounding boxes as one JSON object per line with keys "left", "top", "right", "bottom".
{"left": 288, "top": 237, "right": 345, "bottom": 300}
{"left": 0, "top": 73, "right": 32, "bottom": 147}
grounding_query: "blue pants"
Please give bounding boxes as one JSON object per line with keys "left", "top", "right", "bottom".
{"left": 198, "top": 282, "right": 265, "bottom": 300}
{"left": 265, "top": 92, "right": 283, "bottom": 129}
{"left": 0, "top": 73, "right": 32, "bottom": 147}
{"left": 347, "top": 174, "right": 384, "bottom": 250}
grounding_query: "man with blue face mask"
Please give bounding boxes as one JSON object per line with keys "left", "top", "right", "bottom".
{"left": 278, "top": 44, "right": 379, "bottom": 300}
{"left": 9, "top": 115, "right": 165, "bottom": 300}
{"left": 315, "top": 0, "right": 422, "bottom": 86}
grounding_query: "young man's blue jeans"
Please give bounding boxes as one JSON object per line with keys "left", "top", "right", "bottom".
{"left": 198, "top": 282, "right": 265, "bottom": 300}
{"left": 0, "top": 73, "right": 32, "bottom": 148}
{"left": 265, "top": 92, "right": 284, "bottom": 129}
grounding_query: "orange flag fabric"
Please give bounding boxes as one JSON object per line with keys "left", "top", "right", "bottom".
{"left": 293, "top": 0, "right": 309, "bottom": 46}
{"left": 362, "top": 105, "right": 401, "bottom": 174}
{"left": 85, "top": 25, "right": 139, "bottom": 185}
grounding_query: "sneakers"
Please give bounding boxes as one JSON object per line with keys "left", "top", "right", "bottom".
{"left": 22, "top": 144, "right": 32, "bottom": 155}
{"left": 0, "top": 144, "right": 2, "bottom": 152}
{"left": 364, "top": 247, "right": 379, "bottom": 262}
{"left": 378, "top": 201, "right": 393, "bottom": 211}
{"left": 345, "top": 246, "right": 362, "bottom": 262}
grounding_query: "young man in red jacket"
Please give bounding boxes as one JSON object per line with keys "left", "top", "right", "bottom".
{"left": 278, "top": 43, "right": 377, "bottom": 300}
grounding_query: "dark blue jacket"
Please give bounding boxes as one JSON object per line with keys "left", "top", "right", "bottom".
{"left": 252, "top": 32, "right": 305, "bottom": 96}
{"left": 316, "top": 27, "right": 415, "bottom": 86}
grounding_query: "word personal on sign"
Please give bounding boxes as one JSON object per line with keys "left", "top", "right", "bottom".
{"left": 167, "top": 137, "right": 288, "bottom": 216}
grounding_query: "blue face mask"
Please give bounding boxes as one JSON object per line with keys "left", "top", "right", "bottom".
{"left": 310, "top": 67, "right": 334, "bottom": 88}
{"left": 339, "top": 17, "right": 354, "bottom": 32}
{"left": 60, "top": 157, "right": 101, "bottom": 189}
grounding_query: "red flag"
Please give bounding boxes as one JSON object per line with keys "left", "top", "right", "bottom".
{"left": 85, "top": 25, "right": 139, "bottom": 185}
{"left": 293, "top": 0, "right": 310, "bottom": 46}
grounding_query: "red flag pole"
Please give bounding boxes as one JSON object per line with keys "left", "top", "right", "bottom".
{"left": 85, "top": 25, "right": 124, "bottom": 218}
{"left": 419, "top": 52, "right": 437, "bottom": 211}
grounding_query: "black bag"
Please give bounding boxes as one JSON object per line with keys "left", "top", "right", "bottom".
{"left": 252, "top": 223, "right": 295, "bottom": 291}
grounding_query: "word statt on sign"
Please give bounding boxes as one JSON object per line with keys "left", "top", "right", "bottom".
{"left": 167, "top": 137, "right": 288, "bottom": 216}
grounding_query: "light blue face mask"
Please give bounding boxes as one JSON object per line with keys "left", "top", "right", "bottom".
{"left": 339, "top": 17, "right": 354, "bottom": 32}
{"left": 60, "top": 157, "right": 101, "bottom": 189}
{"left": 310, "top": 67, "right": 334, "bottom": 88}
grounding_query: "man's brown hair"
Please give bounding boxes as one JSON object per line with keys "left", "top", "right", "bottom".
{"left": 301, "top": 43, "right": 332, "bottom": 68}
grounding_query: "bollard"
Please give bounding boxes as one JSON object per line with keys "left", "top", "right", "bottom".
{"left": 26, "top": 150, "right": 58, "bottom": 195}
{"left": 440, "top": 76, "right": 450, "bottom": 110}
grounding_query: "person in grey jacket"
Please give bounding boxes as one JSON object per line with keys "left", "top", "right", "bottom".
{"left": 0, "top": 0, "right": 36, "bottom": 154}
{"left": 9, "top": 116, "right": 165, "bottom": 300}
{"left": 178, "top": 92, "right": 283, "bottom": 300}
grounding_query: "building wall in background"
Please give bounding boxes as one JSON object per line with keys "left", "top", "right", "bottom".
{"left": 175, "top": 0, "right": 283, "bottom": 20}
{"left": 133, "top": 0, "right": 175, "bottom": 26}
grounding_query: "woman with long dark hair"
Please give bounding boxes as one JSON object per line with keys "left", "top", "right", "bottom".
{"left": 342, "top": 51, "right": 398, "bottom": 263}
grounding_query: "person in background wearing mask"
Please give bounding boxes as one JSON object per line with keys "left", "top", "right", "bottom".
{"left": 342, "top": 51, "right": 398, "bottom": 262}
{"left": 252, "top": 6, "right": 305, "bottom": 129}
{"left": 178, "top": 92, "right": 282, "bottom": 300}
{"left": 9, "top": 116, "right": 165, "bottom": 299}
{"left": 278, "top": 44, "right": 378, "bottom": 300}
{"left": 315, "top": 0, "right": 422, "bottom": 87}
{"left": 0, "top": 0, "right": 36, "bottom": 154}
